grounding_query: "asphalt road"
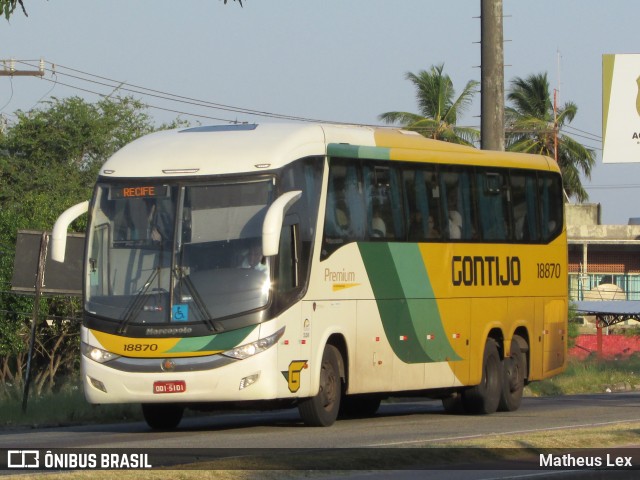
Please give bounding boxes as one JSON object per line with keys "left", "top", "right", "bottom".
{"left": 1, "top": 392, "right": 639, "bottom": 450}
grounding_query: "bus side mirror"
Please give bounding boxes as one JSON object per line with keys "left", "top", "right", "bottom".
{"left": 51, "top": 201, "right": 89, "bottom": 263}
{"left": 262, "top": 190, "right": 302, "bottom": 257}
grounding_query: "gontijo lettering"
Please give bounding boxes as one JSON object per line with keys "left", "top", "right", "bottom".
{"left": 452, "top": 255, "right": 521, "bottom": 286}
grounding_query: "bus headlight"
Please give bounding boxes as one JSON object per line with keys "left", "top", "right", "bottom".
{"left": 222, "top": 327, "right": 285, "bottom": 360}
{"left": 81, "top": 342, "right": 120, "bottom": 364}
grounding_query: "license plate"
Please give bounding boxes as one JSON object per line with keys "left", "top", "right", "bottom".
{"left": 153, "top": 380, "right": 186, "bottom": 394}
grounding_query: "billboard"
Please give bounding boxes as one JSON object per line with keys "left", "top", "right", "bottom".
{"left": 602, "top": 53, "right": 640, "bottom": 163}
{"left": 11, "top": 230, "right": 84, "bottom": 296}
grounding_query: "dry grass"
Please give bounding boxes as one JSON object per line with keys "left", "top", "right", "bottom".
{"left": 426, "top": 420, "right": 640, "bottom": 449}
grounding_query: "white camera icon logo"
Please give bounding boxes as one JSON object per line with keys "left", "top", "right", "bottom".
{"left": 7, "top": 450, "right": 40, "bottom": 468}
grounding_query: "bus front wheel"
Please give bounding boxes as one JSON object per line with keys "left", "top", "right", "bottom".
{"left": 298, "top": 344, "right": 342, "bottom": 427}
{"left": 141, "top": 403, "right": 184, "bottom": 430}
{"left": 462, "top": 339, "right": 502, "bottom": 414}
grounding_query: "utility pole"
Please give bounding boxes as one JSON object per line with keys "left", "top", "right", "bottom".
{"left": 0, "top": 58, "right": 45, "bottom": 77}
{"left": 480, "top": 0, "right": 505, "bottom": 151}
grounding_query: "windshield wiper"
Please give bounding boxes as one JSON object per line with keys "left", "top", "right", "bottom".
{"left": 173, "top": 267, "right": 222, "bottom": 332}
{"left": 117, "top": 268, "right": 159, "bottom": 334}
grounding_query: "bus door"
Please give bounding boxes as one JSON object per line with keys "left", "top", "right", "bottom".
{"left": 352, "top": 300, "right": 393, "bottom": 393}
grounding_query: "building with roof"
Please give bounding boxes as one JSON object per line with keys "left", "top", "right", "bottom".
{"left": 567, "top": 203, "right": 640, "bottom": 303}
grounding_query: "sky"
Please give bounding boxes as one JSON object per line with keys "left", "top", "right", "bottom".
{"left": 1, "top": 0, "right": 639, "bottom": 224}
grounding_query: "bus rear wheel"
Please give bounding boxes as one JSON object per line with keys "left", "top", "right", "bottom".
{"left": 298, "top": 345, "right": 342, "bottom": 427}
{"left": 498, "top": 337, "right": 526, "bottom": 412}
{"left": 462, "top": 339, "right": 501, "bottom": 414}
{"left": 141, "top": 403, "right": 184, "bottom": 430}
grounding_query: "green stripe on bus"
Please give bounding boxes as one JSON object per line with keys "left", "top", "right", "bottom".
{"left": 358, "top": 242, "right": 460, "bottom": 363}
{"left": 167, "top": 324, "right": 256, "bottom": 353}
{"left": 327, "top": 143, "right": 390, "bottom": 160}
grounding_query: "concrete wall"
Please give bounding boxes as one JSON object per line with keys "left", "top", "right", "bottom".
{"left": 566, "top": 203, "right": 600, "bottom": 227}
{"left": 566, "top": 204, "right": 640, "bottom": 240}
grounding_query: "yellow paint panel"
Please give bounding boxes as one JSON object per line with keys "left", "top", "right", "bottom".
{"left": 372, "top": 128, "right": 559, "bottom": 172}
{"left": 91, "top": 330, "right": 223, "bottom": 358}
{"left": 332, "top": 283, "right": 361, "bottom": 292}
{"left": 418, "top": 241, "right": 567, "bottom": 300}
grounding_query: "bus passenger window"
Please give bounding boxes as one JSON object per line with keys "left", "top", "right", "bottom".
{"left": 404, "top": 167, "right": 441, "bottom": 241}
{"left": 322, "top": 160, "right": 365, "bottom": 258}
{"left": 477, "top": 171, "right": 508, "bottom": 241}
{"left": 442, "top": 170, "right": 476, "bottom": 240}
{"left": 539, "top": 173, "right": 563, "bottom": 241}
{"left": 510, "top": 171, "right": 539, "bottom": 242}
{"left": 363, "top": 164, "right": 404, "bottom": 240}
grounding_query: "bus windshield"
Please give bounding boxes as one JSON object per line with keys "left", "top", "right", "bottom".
{"left": 86, "top": 179, "right": 275, "bottom": 325}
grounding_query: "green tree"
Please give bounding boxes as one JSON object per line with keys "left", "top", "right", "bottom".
{"left": 379, "top": 63, "right": 480, "bottom": 146}
{"left": 2, "top": 0, "right": 242, "bottom": 20}
{"left": 0, "top": 96, "right": 180, "bottom": 395}
{"left": 1, "top": 0, "right": 26, "bottom": 19}
{"left": 505, "top": 72, "right": 595, "bottom": 202}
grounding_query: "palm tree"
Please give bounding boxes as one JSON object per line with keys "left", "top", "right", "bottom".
{"left": 506, "top": 72, "right": 595, "bottom": 202}
{"left": 379, "top": 64, "right": 480, "bottom": 146}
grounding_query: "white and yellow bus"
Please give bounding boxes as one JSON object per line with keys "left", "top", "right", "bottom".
{"left": 52, "top": 123, "right": 567, "bottom": 429}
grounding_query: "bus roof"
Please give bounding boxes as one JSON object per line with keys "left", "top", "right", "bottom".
{"left": 99, "top": 123, "right": 559, "bottom": 178}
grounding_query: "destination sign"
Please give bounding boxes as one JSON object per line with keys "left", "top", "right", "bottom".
{"left": 109, "top": 185, "right": 170, "bottom": 199}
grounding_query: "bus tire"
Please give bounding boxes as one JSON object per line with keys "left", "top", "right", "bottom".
{"left": 498, "top": 337, "right": 526, "bottom": 412}
{"left": 442, "top": 392, "right": 466, "bottom": 414}
{"left": 340, "top": 394, "right": 382, "bottom": 418}
{"left": 462, "top": 339, "right": 501, "bottom": 414}
{"left": 298, "top": 344, "right": 342, "bottom": 427}
{"left": 141, "top": 403, "right": 184, "bottom": 430}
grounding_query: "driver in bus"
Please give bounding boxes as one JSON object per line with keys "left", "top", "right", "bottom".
{"left": 240, "top": 242, "right": 267, "bottom": 272}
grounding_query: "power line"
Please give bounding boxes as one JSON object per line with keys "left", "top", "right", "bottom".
{"left": 36, "top": 76, "right": 240, "bottom": 123}
{"left": 16, "top": 59, "right": 339, "bottom": 124}
{"left": 564, "top": 124, "right": 602, "bottom": 141}
{"left": 5, "top": 59, "right": 609, "bottom": 144}
{"left": 51, "top": 62, "right": 319, "bottom": 121}
{"left": 584, "top": 184, "right": 640, "bottom": 190}
{"left": 563, "top": 129, "right": 601, "bottom": 142}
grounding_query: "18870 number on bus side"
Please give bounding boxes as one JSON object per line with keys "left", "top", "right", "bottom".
{"left": 537, "top": 263, "right": 561, "bottom": 279}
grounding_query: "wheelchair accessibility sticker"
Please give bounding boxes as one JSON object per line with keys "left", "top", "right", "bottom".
{"left": 172, "top": 304, "right": 189, "bottom": 322}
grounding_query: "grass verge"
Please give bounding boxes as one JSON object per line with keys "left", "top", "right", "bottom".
{"left": 526, "top": 353, "right": 640, "bottom": 397}
{"left": 0, "top": 381, "right": 141, "bottom": 428}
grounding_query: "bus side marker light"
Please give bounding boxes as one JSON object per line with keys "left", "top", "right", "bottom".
{"left": 399, "top": 335, "right": 408, "bottom": 341}
{"left": 89, "top": 377, "right": 107, "bottom": 393}
{"left": 284, "top": 340, "right": 289, "bottom": 345}
{"left": 426, "top": 334, "right": 435, "bottom": 340}
{"left": 239, "top": 373, "right": 260, "bottom": 390}
{"left": 300, "top": 339, "right": 306, "bottom": 345}
{"left": 451, "top": 333, "right": 461, "bottom": 339}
